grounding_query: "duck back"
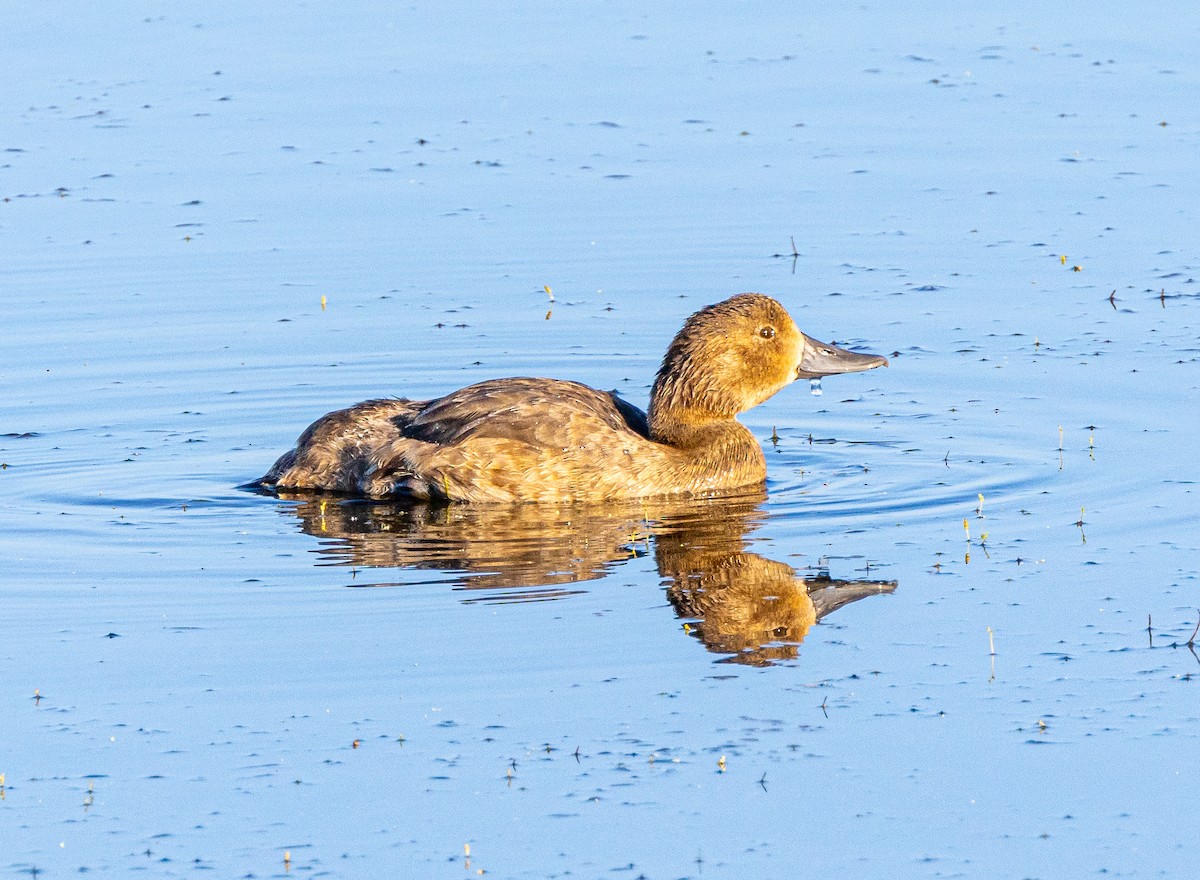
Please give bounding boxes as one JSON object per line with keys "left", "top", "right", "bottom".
{"left": 259, "top": 378, "right": 724, "bottom": 503}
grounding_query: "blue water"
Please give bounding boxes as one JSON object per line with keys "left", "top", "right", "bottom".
{"left": 4, "top": 2, "right": 1199, "bottom": 877}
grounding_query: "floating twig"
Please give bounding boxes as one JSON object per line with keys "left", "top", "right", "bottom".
{"left": 987, "top": 627, "right": 997, "bottom": 682}
{"left": 771, "top": 237, "right": 800, "bottom": 273}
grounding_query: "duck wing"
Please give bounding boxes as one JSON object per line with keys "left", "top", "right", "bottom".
{"left": 402, "top": 378, "right": 648, "bottom": 446}
{"left": 360, "top": 378, "right": 658, "bottom": 502}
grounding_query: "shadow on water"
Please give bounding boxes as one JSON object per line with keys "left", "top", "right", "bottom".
{"left": 270, "top": 490, "right": 897, "bottom": 666}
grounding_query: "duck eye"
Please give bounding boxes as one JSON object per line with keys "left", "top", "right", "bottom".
{"left": 758, "top": 326, "right": 776, "bottom": 339}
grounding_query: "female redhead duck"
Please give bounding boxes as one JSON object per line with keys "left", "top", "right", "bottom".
{"left": 257, "top": 293, "right": 887, "bottom": 503}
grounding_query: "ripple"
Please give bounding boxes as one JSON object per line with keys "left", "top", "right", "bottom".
{"left": 764, "top": 430, "right": 1061, "bottom": 526}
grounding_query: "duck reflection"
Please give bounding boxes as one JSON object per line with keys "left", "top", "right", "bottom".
{"left": 274, "top": 490, "right": 895, "bottom": 665}
{"left": 657, "top": 525, "right": 895, "bottom": 666}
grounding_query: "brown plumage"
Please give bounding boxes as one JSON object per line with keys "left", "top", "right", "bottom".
{"left": 256, "top": 293, "right": 887, "bottom": 503}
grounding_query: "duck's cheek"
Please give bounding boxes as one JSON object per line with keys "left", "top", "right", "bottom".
{"left": 785, "top": 339, "right": 806, "bottom": 383}
{"left": 763, "top": 354, "right": 796, "bottom": 388}
{"left": 764, "top": 369, "right": 798, "bottom": 404}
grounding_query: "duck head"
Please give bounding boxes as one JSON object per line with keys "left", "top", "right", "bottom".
{"left": 649, "top": 293, "right": 887, "bottom": 441}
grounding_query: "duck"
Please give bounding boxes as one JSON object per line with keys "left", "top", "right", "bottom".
{"left": 255, "top": 293, "right": 887, "bottom": 503}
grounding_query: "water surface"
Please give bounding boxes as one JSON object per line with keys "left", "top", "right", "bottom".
{"left": 3, "top": 2, "right": 1199, "bottom": 877}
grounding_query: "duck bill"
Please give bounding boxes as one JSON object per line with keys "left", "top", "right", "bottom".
{"left": 796, "top": 335, "right": 889, "bottom": 379}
